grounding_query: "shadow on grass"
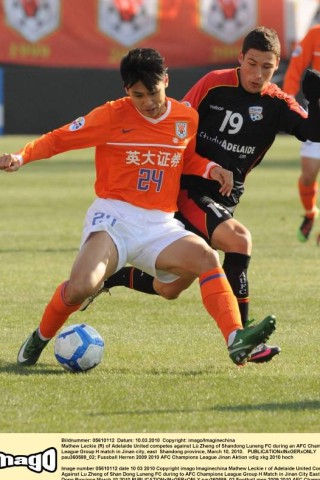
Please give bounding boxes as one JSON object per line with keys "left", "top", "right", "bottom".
{"left": 89, "top": 399, "right": 320, "bottom": 418}
{"left": 215, "top": 401, "right": 320, "bottom": 412}
{"left": 0, "top": 361, "right": 217, "bottom": 377}
{"left": 0, "top": 360, "right": 319, "bottom": 419}
{"left": 0, "top": 360, "right": 63, "bottom": 375}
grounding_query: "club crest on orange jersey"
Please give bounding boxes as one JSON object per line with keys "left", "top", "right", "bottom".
{"left": 175, "top": 122, "right": 188, "bottom": 139}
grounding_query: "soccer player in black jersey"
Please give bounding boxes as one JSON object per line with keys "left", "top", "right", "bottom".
{"left": 82, "top": 26, "right": 320, "bottom": 364}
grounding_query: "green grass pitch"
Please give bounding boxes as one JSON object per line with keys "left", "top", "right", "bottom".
{"left": 0, "top": 134, "right": 319, "bottom": 433}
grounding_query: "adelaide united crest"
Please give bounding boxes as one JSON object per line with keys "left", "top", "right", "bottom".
{"left": 249, "top": 106, "right": 263, "bottom": 122}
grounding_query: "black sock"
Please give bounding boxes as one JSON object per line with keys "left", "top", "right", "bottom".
{"left": 222, "top": 252, "right": 251, "bottom": 326}
{"left": 104, "top": 267, "right": 158, "bottom": 295}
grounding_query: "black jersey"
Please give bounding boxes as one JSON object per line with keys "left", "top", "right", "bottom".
{"left": 181, "top": 67, "right": 320, "bottom": 210}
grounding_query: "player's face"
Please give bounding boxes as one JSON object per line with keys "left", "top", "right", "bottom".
{"left": 238, "top": 49, "right": 279, "bottom": 94}
{"left": 126, "top": 76, "right": 168, "bottom": 119}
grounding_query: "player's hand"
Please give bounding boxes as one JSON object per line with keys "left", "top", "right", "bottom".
{"left": 210, "top": 166, "right": 233, "bottom": 196}
{"left": 302, "top": 69, "right": 320, "bottom": 102}
{"left": 0, "top": 153, "right": 22, "bottom": 172}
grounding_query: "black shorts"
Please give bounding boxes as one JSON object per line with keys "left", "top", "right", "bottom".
{"left": 176, "top": 189, "right": 234, "bottom": 244}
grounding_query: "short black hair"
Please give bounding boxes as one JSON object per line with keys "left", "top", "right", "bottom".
{"left": 120, "top": 48, "right": 168, "bottom": 91}
{"left": 242, "top": 26, "right": 281, "bottom": 58}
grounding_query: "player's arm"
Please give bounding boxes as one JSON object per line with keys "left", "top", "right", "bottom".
{"left": 283, "top": 28, "right": 315, "bottom": 96}
{"left": 183, "top": 136, "right": 233, "bottom": 196}
{"left": 0, "top": 104, "right": 110, "bottom": 170}
{"left": 182, "top": 71, "right": 217, "bottom": 109}
{"left": 294, "top": 69, "right": 320, "bottom": 141}
{"left": 209, "top": 163, "right": 234, "bottom": 196}
{"left": 182, "top": 69, "right": 237, "bottom": 109}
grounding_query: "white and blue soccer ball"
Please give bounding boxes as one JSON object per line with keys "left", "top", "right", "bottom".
{"left": 54, "top": 324, "right": 105, "bottom": 372}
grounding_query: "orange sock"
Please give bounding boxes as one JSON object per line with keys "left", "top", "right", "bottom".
{"left": 199, "top": 267, "right": 242, "bottom": 343}
{"left": 39, "top": 281, "right": 82, "bottom": 338}
{"left": 298, "top": 178, "right": 318, "bottom": 217}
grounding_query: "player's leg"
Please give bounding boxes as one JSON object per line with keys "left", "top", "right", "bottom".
{"left": 17, "top": 231, "right": 118, "bottom": 366}
{"left": 177, "top": 191, "right": 253, "bottom": 324}
{"left": 211, "top": 218, "right": 252, "bottom": 324}
{"left": 297, "top": 141, "right": 320, "bottom": 242}
{"left": 155, "top": 234, "right": 276, "bottom": 365}
{"left": 80, "top": 193, "right": 231, "bottom": 306}
{"left": 87, "top": 198, "right": 251, "bottom": 320}
{"left": 104, "top": 267, "right": 159, "bottom": 294}
{"left": 178, "top": 192, "right": 280, "bottom": 363}
{"left": 212, "top": 216, "right": 280, "bottom": 362}
{"left": 80, "top": 265, "right": 196, "bottom": 311}
{"left": 85, "top": 193, "right": 278, "bottom": 363}
{"left": 97, "top": 217, "right": 251, "bottom": 321}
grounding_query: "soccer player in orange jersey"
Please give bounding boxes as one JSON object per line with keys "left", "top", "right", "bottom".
{"left": 0, "top": 48, "right": 276, "bottom": 366}
{"left": 283, "top": 24, "right": 320, "bottom": 242}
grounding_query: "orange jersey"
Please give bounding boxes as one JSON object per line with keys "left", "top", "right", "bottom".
{"left": 283, "top": 24, "right": 320, "bottom": 96}
{"left": 19, "top": 97, "right": 216, "bottom": 212}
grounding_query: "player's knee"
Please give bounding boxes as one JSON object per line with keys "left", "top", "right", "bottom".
{"left": 66, "top": 277, "right": 99, "bottom": 303}
{"left": 162, "top": 290, "right": 180, "bottom": 300}
{"left": 239, "top": 228, "right": 252, "bottom": 252}
{"left": 301, "top": 172, "right": 318, "bottom": 185}
{"left": 154, "top": 278, "right": 193, "bottom": 300}
{"left": 225, "top": 227, "right": 252, "bottom": 253}
{"left": 155, "top": 284, "right": 180, "bottom": 300}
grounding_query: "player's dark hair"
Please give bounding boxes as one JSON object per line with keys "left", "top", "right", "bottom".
{"left": 120, "top": 48, "right": 168, "bottom": 91}
{"left": 242, "top": 26, "right": 281, "bottom": 58}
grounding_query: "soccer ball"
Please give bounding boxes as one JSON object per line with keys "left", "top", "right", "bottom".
{"left": 54, "top": 324, "right": 105, "bottom": 372}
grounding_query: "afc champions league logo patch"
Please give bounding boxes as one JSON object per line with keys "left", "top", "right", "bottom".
{"left": 3, "top": 0, "right": 60, "bottom": 42}
{"left": 249, "top": 106, "right": 263, "bottom": 122}
{"left": 69, "top": 117, "right": 85, "bottom": 131}
{"left": 291, "top": 45, "right": 302, "bottom": 58}
{"left": 175, "top": 122, "right": 188, "bottom": 139}
{"left": 97, "top": 0, "right": 158, "bottom": 47}
{"left": 199, "top": 0, "right": 257, "bottom": 43}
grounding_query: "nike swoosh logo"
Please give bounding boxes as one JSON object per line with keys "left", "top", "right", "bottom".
{"left": 232, "top": 339, "right": 243, "bottom": 347}
{"left": 122, "top": 128, "right": 134, "bottom": 133}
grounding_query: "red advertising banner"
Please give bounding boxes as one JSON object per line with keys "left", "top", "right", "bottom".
{"left": 0, "top": 0, "right": 287, "bottom": 69}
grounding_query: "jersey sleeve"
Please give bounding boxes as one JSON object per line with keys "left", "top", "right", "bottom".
{"left": 277, "top": 89, "right": 320, "bottom": 142}
{"left": 183, "top": 134, "right": 218, "bottom": 178}
{"left": 18, "top": 104, "right": 111, "bottom": 164}
{"left": 183, "top": 69, "right": 238, "bottom": 109}
{"left": 283, "top": 27, "right": 318, "bottom": 96}
{"left": 183, "top": 72, "right": 216, "bottom": 110}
